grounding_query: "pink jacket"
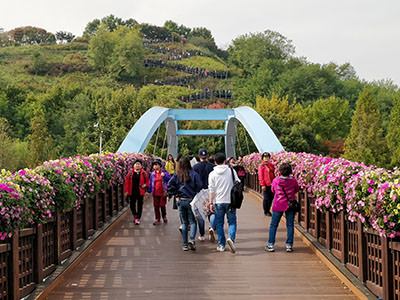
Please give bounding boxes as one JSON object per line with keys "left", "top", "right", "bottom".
{"left": 271, "top": 176, "right": 300, "bottom": 212}
{"left": 258, "top": 162, "right": 275, "bottom": 187}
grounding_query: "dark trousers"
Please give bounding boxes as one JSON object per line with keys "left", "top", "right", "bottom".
{"left": 130, "top": 194, "right": 144, "bottom": 219}
{"left": 263, "top": 186, "right": 274, "bottom": 215}
{"left": 153, "top": 195, "right": 167, "bottom": 221}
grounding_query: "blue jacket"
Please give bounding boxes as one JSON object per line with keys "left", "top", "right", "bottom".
{"left": 193, "top": 161, "right": 215, "bottom": 189}
{"left": 167, "top": 170, "right": 203, "bottom": 199}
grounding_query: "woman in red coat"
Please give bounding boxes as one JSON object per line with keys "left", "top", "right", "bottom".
{"left": 258, "top": 152, "right": 275, "bottom": 216}
{"left": 124, "top": 160, "right": 149, "bottom": 225}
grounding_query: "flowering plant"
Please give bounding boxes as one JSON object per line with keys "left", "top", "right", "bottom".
{"left": 241, "top": 152, "right": 400, "bottom": 237}
{"left": 10, "top": 168, "right": 55, "bottom": 224}
{"left": 0, "top": 170, "right": 29, "bottom": 239}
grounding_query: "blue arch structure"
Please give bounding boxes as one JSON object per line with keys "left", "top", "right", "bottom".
{"left": 117, "top": 106, "right": 284, "bottom": 157}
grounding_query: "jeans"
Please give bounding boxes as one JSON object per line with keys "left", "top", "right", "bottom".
{"left": 208, "top": 213, "right": 216, "bottom": 229}
{"left": 263, "top": 186, "right": 274, "bottom": 215}
{"left": 178, "top": 200, "right": 197, "bottom": 245}
{"left": 215, "top": 203, "right": 236, "bottom": 247}
{"left": 268, "top": 210, "right": 295, "bottom": 246}
{"left": 197, "top": 217, "right": 205, "bottom": 236}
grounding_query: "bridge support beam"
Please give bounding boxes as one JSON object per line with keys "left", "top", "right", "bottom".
{"left": 166, "top": 118, "right": 178, "bottom": 158}
{"left": 225, "top": 117, "right": 238, "bottom": 159}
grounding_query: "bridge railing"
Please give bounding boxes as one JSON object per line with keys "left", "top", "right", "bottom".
{"left": 0, "top": 184, "right": 126, "bottom": 300}
{"left": 245, "top": 172, "right": 400, "bottom": 300}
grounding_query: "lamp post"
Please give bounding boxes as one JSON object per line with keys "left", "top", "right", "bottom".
{"left": 94, "top": 123, "right": 103, "bottom": 153}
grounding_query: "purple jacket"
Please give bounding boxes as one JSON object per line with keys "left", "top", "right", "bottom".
{"left": 148, "top": 169, "right": 171, "bottom": 195}
{"left": 271, "top": 176, "right": 300, "bottom": 212}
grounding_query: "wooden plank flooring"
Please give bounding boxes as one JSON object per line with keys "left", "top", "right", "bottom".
{"left": 46, "top": 193, "right": 358, "bottom": 299}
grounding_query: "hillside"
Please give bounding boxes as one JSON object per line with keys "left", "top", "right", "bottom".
{"left": 0, "top": 17, "right": 399, "bottom": 171}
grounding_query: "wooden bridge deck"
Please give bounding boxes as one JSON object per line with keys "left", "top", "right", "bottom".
{"left": 45, "top": 193, "right": 358, "bottom": 300}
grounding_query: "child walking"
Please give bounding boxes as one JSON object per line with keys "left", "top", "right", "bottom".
{"left": 148, "top": 159, "right": 171, "bottom": 225}
{"left": 266, "top": 163, "right": 299, "bottom": 252}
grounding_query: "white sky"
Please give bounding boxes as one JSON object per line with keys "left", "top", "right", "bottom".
{"left": 1, "top": 0, "right": 400, "bottom": 85}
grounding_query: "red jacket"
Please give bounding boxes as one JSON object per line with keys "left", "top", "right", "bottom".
{"left": 124, "top": 169, "right": 149, "bottom": 196}
{"left": 258, "top": 162, "right": 275, "bottom": 187}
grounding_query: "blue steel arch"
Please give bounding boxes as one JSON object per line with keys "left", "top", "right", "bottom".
{"left": 117, "top": 106, "right": 284, "bottom": 156}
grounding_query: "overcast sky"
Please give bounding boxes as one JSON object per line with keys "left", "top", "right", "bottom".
{"left": 1, "top": 0, "right": 399, "bottom": 85}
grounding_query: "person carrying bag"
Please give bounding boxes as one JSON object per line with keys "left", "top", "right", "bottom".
{"left": 265, "top": 163, "right": 299, "bottom": 253}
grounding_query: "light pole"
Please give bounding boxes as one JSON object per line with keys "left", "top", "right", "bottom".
{"left": 99, "top": 130, "right": 103, "bottom": 153}
{"left": 94, "top": 123, "right": 103, "bottom": 153}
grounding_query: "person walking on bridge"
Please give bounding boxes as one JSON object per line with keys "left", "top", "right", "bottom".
{"left": 148, "top": 159, "right": 171, "bottom": 225}
{"left": 258, "top": 152, "right": 275, "bottom": 216}
{"left": 266, "top": 163, "right": 299, "bottom": 252}
{"left": 124, "top": 159, "right": 149, "bottom": 225}
{"left": 168, "top": 156, "right": 203, "bottom": 251}
{"left": 193, "top": 148, "right": 215, "bottom": 241}
{"left": 208, "top": 153, "right": 240, "bottom": 253}
{"left": 165, "top": 154, "right": 176, "bottom": 175}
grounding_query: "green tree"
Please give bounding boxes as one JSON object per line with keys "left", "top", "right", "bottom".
{"left": 88, "top": 24, "right": 116, "bottom": 72}
{"left": 110, "top": 26, "right": 144, "bottom": 80}
{"left": 55, "top": 31, "right": 75, "bottom": 43}
{"left": 0, "top": 28, "right": 10, "bottom": 46}
{"left": 228, "top": 30, "right": 295, "bottom": 75}
{"left": 28, "top": 108, "right": 53, "bottom": 167}
{"left": 275, "top": 62, "right": 343, "bottom": 104}
{"left": 95, "top": 86, "right": 143, "bottom": 152}
{"left": 30, "top": 50, "right": 49, "bottom": 75}
{"left": 101, "top": 14, "right": 124, "bottom": 32}
{"left": 386, "top": 92, "right": 400, "bottom": 167}
{"left": 308, "top": 96, "right": 352, "bottom": 141}
{"left": 164, "top": 20, "right": 179, "bottom": 34}
{"left": 83, "top": 18, "right": 100, "bottom": 36}
{"left": 187, "top": 27, "right": 217, "bottom": 53}
{"left": 367, "top": 79, "right": 398, "bottom": 130}
{"left": 188, "top": 27, "right": 213, "bottom": 40}
{"left": 8, "top": 26, "right": 55, "bottom": 45}
{"left": 0, "top": 118, "right": 29, "bottom": 170}
{"left": 255, "top": 95, "right": 319, "bottom": 153}
{"left": 0, "top": 118, "right": 14, "bottom": 169}
{"left": 60, "top": 93, "right": 95, "bottom": 157}
{"left": 343, "top": 88, "right": 389, "bottom": 167}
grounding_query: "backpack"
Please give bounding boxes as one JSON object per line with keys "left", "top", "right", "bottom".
{"left": 230, "top": 168, "right": 244, "bottom": 209}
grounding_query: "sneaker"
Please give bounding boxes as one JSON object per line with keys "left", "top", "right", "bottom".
{"left": 216, "top": 245, "right": 225, "bottom": 252}
{"left": 163, "top": 218, "right": 168, "bottom": 224}
{"left": 286, "top": 245, "right": 293, "bottom": 252}
{"left": 135, "top": 219, "right": 140, "bottom": 225}
{"left": 188, "top": 240, "right": 196, "bottom": 251}
{"left": 178, "top": 225, "right": 182, "bottom": 233}
{"left": 182, "top": 245, "right": 189, "bottom": 251}
{"left": 153, "top": 220, "right": 161, "bottom": 226}
{"left": 265, "top": 245, "right": 275, "bottom": 252}
{"left": 266, "top": 212, "right": 272, "bottom": 217}
{"left": 226, "top": 238, "right": 236, "bottom": 253}
{"left": 198, "top": 235, "right": 206, "bottom": 241}
{"left": 209, "top": 227, "right": 216, "bottom": 242}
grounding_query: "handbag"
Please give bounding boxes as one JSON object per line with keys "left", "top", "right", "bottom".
{"left": 230, "top": 168, "right": 244, "bottom": 209}
{"left": 281, "top": 186, "right": 300, "bottom": 212}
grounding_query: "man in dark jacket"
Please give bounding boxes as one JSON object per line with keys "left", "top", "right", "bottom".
{"left": 193, "top": 148, "right": 215, "bottom": 189}
{"left": 193, "top": 148, "right": 216, "bottom": 242}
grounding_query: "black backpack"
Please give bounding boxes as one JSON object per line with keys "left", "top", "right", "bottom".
{"left": 230, "top": 168, "right": 244, "bottom": 209}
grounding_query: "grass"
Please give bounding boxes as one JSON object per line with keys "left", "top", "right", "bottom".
{"left": 173, "top": 56, "right": 228, "bottom": 72}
